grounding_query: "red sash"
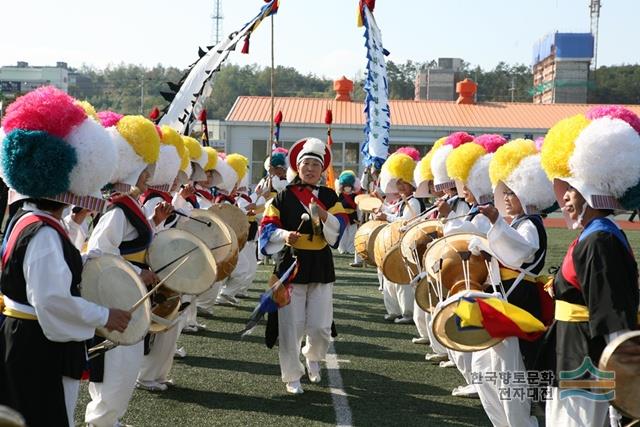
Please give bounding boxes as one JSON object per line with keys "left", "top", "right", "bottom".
{"left": 196, "top": 188, "right": 213, "bottom": 201}
{"left": 214, "top": 194, "right": 236, "bottom": 205}
{"left": 560, "top": 238, "right": 581, "bottom": 291}
{"left": 109, "top": 195, "right": 152, "bottom": 231}
{"left": 139, "top": 189, "right": 172, "bottom": 205}
{"left": 2, "top": 214, "right": 68, "bottom": 268}
{"left": 341, "top": 193, "right": 356, "bottom": 210}
{"left": 290, "top": 185, "right": 327, "bottom": 210}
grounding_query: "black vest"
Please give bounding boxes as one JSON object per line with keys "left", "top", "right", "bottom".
{"left": 511, "top": 214, "right": 547, "bottom": 274}
{"left": 1, "top": 209, "right": 83, "bottom": 305}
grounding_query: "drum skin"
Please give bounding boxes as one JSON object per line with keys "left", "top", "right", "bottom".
{"left": 80, "top": 255, "right": 151, "bottom": 345}
{"left": 208, "top": 204, "right": 250, "bottom": 251}
{"left": 599, "top": 330, "right": 640, "bottom": 419}
{"left": 178, "top": 209, "right": 239, "bottom": 281}
{"left": 354, "top": 220, "right": 386, "bottom": 266}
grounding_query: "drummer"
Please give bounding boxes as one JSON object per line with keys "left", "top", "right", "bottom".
{"left": 255, "top": 149, "right": 289, "bottom": 200}
{"left": 539, "top": 107, "right": 640, "bottom": 427}
{"left": 0, "top": 87, "right": 131, "bottom": 427}
{"left": 458, "top": 138, "right": 555, "bottom": 426}
{"left": 85, "top": 114, "right": 168, "bottom": 427}
{"left": 374, "top": 147, "right": 422, "bottom": 324}
{"left": 259, "top": 137, "right": 348, "bottom": 394}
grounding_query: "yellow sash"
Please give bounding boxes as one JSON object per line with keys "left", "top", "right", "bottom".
{"left": 123, "top": 250, "right": 147, "bottom": 265}
{"left": 499, "top": 267, "right": 538, "bottom": 283}
{"left": 1, "top": 295, "right": 37, "bottom": 320}
{"left": 554, "top": 300, "right": 589, "bottom": 322}
{"left": 290, "top": 234, "right": 327, "bottom": 251}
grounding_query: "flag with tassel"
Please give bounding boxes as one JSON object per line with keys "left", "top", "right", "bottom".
{"left": 358, "top": 1, "right": 390, "bottom": 169}
{"left": 272, "top": 110, "right": 283, "bottom": 151}
{"left": 240, "top": 259, "right": 297, "bottom": 337}
{"left": 199, "top": 108, "right": 210, "bottom": 146}
{"left": 159, "top": 0, "right": 280, "bottom": 133}
{"left": 149, "top": 106, "right": 160, "bottom": 123}
{"left": 325, "top": 108, "right": 336, "bottom": 190}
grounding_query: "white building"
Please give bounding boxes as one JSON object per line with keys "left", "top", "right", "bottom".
{"left": 0, "top": 61, "right": 70, "bottom": 95}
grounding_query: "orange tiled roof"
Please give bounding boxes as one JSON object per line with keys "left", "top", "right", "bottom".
{"left": 226, "top": 96, "right": 640, "bottom": 130}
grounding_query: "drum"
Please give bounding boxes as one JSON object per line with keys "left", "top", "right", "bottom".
{"left": 400, "top": 220, "right": 443, "bottom": 271}
{"left": 148, "top": 286, "right": 181, "bottom": 334}
{"left": 208, "top": 204, "right": 250, "bottom": 251}
{"left": 79, "top": 255, "right": 151, "bottom": 345}
{"left": 177, "top": 209, "right": 239, "bottom": 282}
{"left": 599, "top": 330, "right": 640, "bottom": 419}
{"left": 354, "top": 220, "right": 387, "bottom": 266}
{"left": 414, "top": 276, "right": 444, "bottom": 313}
{"left": 431, "top": 291, "right": 504, "bottom": 352}
{"left": 146, "top": 229, "right": 218, "bottom": 295}
{"left": 423, "top": 232, "right": 489, "bottom": 297}
{"left": 355, "top": 194, "right": 382, "bottom": 212}
{"left": 374, "top": 221, "right": 412, "bottom": 284}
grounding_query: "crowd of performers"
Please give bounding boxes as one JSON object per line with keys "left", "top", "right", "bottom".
{"left": 0, "top": 85, "right": 639, "bottom": 427}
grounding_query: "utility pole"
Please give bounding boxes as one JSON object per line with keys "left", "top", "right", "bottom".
{"left": 509, "top": 76, "right": 516, "bottom": 102}
{"left": 212, "top": 0, "right": 223, "bottom": 45}
{"left": 139, "top": 74, "right": 144, "bottom": 114}
{"left": 590, "top": 0, "right": 601, "bottom": 71}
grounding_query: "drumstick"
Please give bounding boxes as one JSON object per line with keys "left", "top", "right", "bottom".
{"left": 172, "top": 210, "right": 212, "bottom": 227}
{"left": 128, "top": 256, "right": 190, "bottom": 314}
{"left": 297, "top": 213, "right": 310, "bottom": 232}
{"left": 154, "top": 241, "right": 230, "bottom": 274}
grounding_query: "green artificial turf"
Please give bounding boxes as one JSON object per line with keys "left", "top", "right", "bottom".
{"left": 73, "top": 228, "right": 640, "bottom": 426}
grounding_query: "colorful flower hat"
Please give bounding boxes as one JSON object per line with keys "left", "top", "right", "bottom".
{"left": 1, "top": 86, "right": 117, "bottom": 211}
{"left": 414, "top": 137, "right": 447, "bottom": 198}
{"left": 430, "top": 132, "right": 474, "bottom": 192}
{"left": 147, "top": 125, "right": 184, "bottom": 192}
{"left": 379, "top": 147, "right": 420, "bottom": 194}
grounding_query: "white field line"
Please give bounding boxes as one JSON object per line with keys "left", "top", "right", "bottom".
{"left": 326, "top": 340, "right": 353, "bottom": 427}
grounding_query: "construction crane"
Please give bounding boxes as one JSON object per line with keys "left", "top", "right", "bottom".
{"left": 211, "top": 0, "right": 223, "bottom": 45}
{"left": 589, "top": 0, "right": 601, "bottom": 71}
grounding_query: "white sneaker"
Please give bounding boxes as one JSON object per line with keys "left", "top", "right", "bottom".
{"left": 216, "top": 294, "right": 239, "bottom": 306}
{"left": 161, "top": 378, "right": 175, "bottom": 387}
{"left": 451, "top": 384, "right": 479, "bottom": 398}
{"left": 394, "top": 316, "right": 414, "bottom": 324}
{"left": 439, "top": 360, "right": 456, "bottom": 368}
{"left": 174, "top": 347, "right": 187, "bottom": 358}
{"left": 197, "top": 307, "right": 214, "bottom": 316}
{"left": 195, "top": 322, "right": 207, "bottom": 330}
{"left": 412, "top": 337, "right": 430, "bottom": 345}
{"left": 424, "top": 353, "right": 448, "bottom": 362}
{"left": 306, "top": 359, "right": 321, "bottom": 383}
{"left": 285, "top": 380, "right": 304, "bottom": 394}
{"left": 384, "top": 314, "right": 400, "bottom": 321}
{"left": 136, "top": 380, "right": 168, "bottom": 392}
{"left": 182, "top": 325, "right": 198, "bottom": 333}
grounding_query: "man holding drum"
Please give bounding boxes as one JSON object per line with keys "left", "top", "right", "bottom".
{"left": 539, "top": 107, "right": 640, "bottom": 427}
{"left": 259, "top": 137, "right": 348, "bottom": 395}
{"left": 0, "top": 87, "right": 131, "bottom": 427}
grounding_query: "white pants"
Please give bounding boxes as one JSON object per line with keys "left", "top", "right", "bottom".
{"left": 545, "top": 387, "right": 609, "bottom": 427}
{"left": 138, "top": 325, "right": 180, "bottom": 383}
{"left": 220, "top": 242, "right": 256, "bottom": 298}
{"left": 472, "top": 337, "right": 538, "bottom": 427}
{"left": 338, "top": 223, "right": 357, "bottom": 254}
{"left": 413, "top": 301, "right": 429, "bottom": 338}
{"left": 86, "top": 341, "right": 144, "bottom": 427}
{"left": 448, "top": 349, "right": 474, "bottom": 385}
{"left": 277, "top": 283, "right": 333, "bottom": 383}
{"left": 196, "top": 280, "right": 225, "bottom": 312}
{"left": 426, "top": 312, "right": 449, "bottom": 356}
{"left": 383, "top": 277, "right": 414, "bottom": 318}
{"left": 62, "top": 376, "right": 79, "bottom": 427}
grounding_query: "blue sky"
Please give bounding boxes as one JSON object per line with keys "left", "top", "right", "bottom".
{"left": 1, "top": 0, "right": 637, "bottom": 78}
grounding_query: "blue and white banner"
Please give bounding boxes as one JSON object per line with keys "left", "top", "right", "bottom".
{"left": 360, "top": 6, "right": 390, "bottom": 169}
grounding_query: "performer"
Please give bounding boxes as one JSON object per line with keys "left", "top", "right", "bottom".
{"left": 0, "top": 87, "right": 130, "bottom": 427}
{"left": 431, "top": 132, "right": 472, "bottom": 221}
{"left": 259, "top": 137, "right": 348, "bottom": 394}
{"left": 336, "top": 170, "right": 361, "bottom": 255}
{"left": 469, "top": 138, "right": 555, "bottom": 425}
{"left": 255, "top": 149, "right": 289, "bottom": 200}
{"left": 85, "top": 114, "right": 167, "bottom": 427}
{"left": 539, "top": 107, "right": 640, "bottom": 427}
{"left": 374, "top": 148, "right": 422, "bottom": 324}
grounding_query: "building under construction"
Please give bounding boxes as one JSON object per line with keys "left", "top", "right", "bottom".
{"left": 532, "top": 32, "right": 594, "bottom": 104}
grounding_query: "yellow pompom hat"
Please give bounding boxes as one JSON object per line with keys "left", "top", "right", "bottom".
{"left": 541, "top": 106, "right": 640, "bottom": 217}
{"left": 148, "top": 125, "right": 184, "bottom": 191}
{"left": 414, "top": 137, "right": 446, "bottom": 197}
{"left": 380, "top": 152, "right": 417, "bottom": 194}
{"left": 446, "top": 142, "right": 491, "bottom": 204}
{"left": 489, "top": 139, "right": 555, "bottom": 216}
{"left": 109, "top": 115, "right": 161, "bottom": 187}
{"left": 181, "top": 136, "right": 208, "bottom": 182}
{"left": 226, "top": 153, "right": 249, "bottom": 191}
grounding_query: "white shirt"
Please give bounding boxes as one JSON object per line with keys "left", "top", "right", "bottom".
{"left": 444, "top": 211, "right": 492, "bottom": 236}
{"left": 386, "top": 197, "right": 421, "bottom": 222}
{"left": 487, "top": 215, "right": 540, "bottom": 270}
{"left": 13, "top": 209, "right": 109, "bottom": 341}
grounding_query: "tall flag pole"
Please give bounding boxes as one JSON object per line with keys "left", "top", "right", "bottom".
{"left": 272, "top": 110, "right": 283, "bottom": 151}
{"left": 158, "top": 0, "right": 280, "bottom": 134}
{"left": 325, "top": 108, "right": 336, "bottom": 190}
{"left": 267, "top": 1, "right": 278, "bottom": 160}
{"left": 357, "top": 0, "right": 390, "bottom": 170}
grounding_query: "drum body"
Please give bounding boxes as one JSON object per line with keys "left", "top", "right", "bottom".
{"left": 177, "top": 209, "right": 239, "bottom": 281}
{"left": 355, "top": 194, "right": 382, "bottom": 212}
{"left": 146, "top": 229, "right": 218, "bottom": 295}
{"left": 148, "top": 286, "right": 181, "bottom": 333}
{"left": 374, "top": 221, "right": 411, "bottom": 284}
{"left": 431, "top": 291, "right": 503, "bottom": 352}
{"left": 423, "top": 233, "right": 489, "bottom": 297}
{"left": 208, "top": 204, "right": 250, "bottom": 251}
{"left": 400, "top": 220, "right": 443, "bottom": 270}
{"left": 354, "top": 220, "right": 386, "bottom": 266}
{"left": 599, "top": 330, "right": 640, "bottom": 419}
{"left": 79, "top": 255, "right": 151, "bottom": 345}
{"left": 414, "top": 276, "right": 443, "bottom": 313}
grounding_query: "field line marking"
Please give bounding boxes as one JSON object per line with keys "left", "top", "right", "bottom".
{"left": 326, "top": 340, "right": 353, "bottom": 427}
